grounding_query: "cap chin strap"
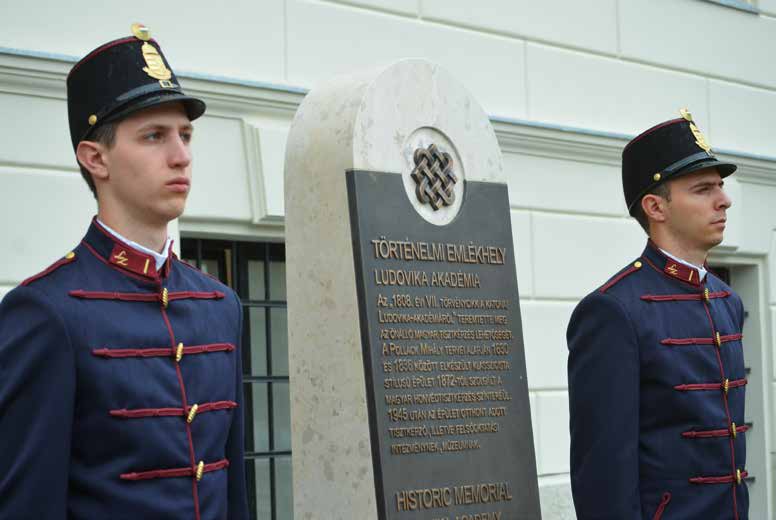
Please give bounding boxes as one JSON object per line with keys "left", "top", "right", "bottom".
{"left": 662, "top": 151, "right": 713, "bottom": 176}
{"left": 116, "top": 81, "right": 181, "bottom": 102}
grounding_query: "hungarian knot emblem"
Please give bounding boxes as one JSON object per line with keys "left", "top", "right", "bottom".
{"left": 411, "top": 144, "right": 457, "bottom": 211}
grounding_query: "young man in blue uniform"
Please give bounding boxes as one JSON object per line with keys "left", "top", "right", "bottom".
{"left": 568, "top": 110, "right": 748, "bottom": 519}
{"left": 0, "top": 24, "right": 249, "bottom": 519}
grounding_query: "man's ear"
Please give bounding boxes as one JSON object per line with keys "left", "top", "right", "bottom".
{"left": 76, "top": 141, "right": 109, "bottom": 182}
{"left": 641, "top": 193, "right": 668, "bottom": 225}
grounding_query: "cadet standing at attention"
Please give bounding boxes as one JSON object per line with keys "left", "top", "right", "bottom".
{"left": 0, "top": 24, "right": 249, "bottom": 519}
{"left": 567, "top": 110, "right": 748, "bottom": 519}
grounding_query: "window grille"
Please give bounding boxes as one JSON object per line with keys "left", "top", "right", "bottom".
{"left": 181, "top": 239, "right": 291, "bottom": 519}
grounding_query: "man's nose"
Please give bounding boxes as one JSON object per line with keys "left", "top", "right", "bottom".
{"left": 168, "top": 135, "right": 191, "bottom": 168}
{"left": 717, "top": 186, "right": 732, "bottom": 210}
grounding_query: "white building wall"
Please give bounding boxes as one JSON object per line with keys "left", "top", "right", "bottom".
{"left": 1, "top": 1, "right": 774, "bottom": 518}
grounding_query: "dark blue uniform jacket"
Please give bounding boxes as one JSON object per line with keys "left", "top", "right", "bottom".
{"left": 0, "top": 220, "right": 249, "bottom": 519}
{"left": 568, "top": 241, "right": 748, "bottom": 520}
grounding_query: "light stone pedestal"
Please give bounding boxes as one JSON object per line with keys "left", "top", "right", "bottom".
{"left": 285, "top": 59, "right": 513, "bottom": 519}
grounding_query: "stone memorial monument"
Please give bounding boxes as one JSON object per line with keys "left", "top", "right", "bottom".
{"left": 286, "top": 59, "right": 541, "bottom": 520}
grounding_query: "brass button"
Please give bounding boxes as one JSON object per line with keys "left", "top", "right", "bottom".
{"left": 161, "top": 287, "right": 169, "bottom": 308}
{"left": 175, "top": 342, "right": 184, "bottom": 363}
{"left": 187, "top": 403, "right": 199, "bottom": 424}
{"left": 634, "top": 261, "right": 642, "bottom": 269}
{"left": 65, "top": 251, "right": 76, "bottom": 260}
{"left": 723, "top": 378, "right": 730, "bottom": 394}
{"left": 196, "top": 461, "right": 204, "bottom": 481}
{"left": 653, "top": 173, "right": 662, "bottom": 182}
{"left": 731, "top": 422, "right": 737, "bottom": 438}
{"left": 704, "top": 288, "right": 710, "bottom": 302}
{"left": 715, "top": 332, "right": 722, "bottom": 347}
{"left": 88, "top": 114, "right": 97, "bottom": 126}
{"left": 736, "top": 469, "right": 742, "bottom": 485}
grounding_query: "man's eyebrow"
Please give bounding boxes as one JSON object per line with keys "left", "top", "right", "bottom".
{"left": 689, "top": 180, "right": 720, "bottom": 189}
{"left": 135, "top": 122, "right": 194, "bottom": 133}
{"left": 135, "top": 122, "right": 167, "bottom": 133}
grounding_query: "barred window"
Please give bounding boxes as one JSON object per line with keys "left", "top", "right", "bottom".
{"left": 181, "top": 239, "right": 291, "bottom": 520}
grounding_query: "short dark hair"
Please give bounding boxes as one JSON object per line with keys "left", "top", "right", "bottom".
{"left": 633, "top": 182, "right": 672, "bottom": 234}
{"left": 77, "top": 122, "right": 117, "bottom": 198}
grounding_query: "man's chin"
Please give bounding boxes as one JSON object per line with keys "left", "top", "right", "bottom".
{"left": 153, "top": 203, "right": 186, "bottom": 225}
{"left": 164, "top": 196, "right": 188, "bottom": 217}
{"left": 165, "top": 207, "right": 186, "bottom": 222}
{"left": 706, "top": 234, "right": 725, "bottom": 249}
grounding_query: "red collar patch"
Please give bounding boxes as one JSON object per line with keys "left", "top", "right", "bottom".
{"left": 663, "top": 260, "right": 701, "bottom": 287}
{"left": 109, "top": 243, "right": 158, "bottom": 279}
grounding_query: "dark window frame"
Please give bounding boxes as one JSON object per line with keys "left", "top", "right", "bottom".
{"left": 181, "top": 238, "right": 291, "bottom": 520}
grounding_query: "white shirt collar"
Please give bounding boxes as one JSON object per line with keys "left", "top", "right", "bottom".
{"left": 659, "top": 248, "right": 707, "bottom": 282}
{"left": 97, "top": 219, "right": 172, "bottom": 271}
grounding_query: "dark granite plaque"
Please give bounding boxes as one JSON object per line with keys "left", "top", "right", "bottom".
{"left": 347, "top": 170, "right": 542, "bottom": 520}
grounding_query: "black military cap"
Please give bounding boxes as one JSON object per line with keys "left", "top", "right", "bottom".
{"left": 67, "top": 23, "right": 205, "bottom": 150}
{"left": 622, "top": 109, "right": 736, "bottom": 215}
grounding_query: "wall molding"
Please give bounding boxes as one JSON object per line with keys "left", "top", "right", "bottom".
{"left": 493, "top": 118, "right": 625, "bottom": 167}
{"left": 701, "top": 0, "right": 759, "bottom": 15}
{"left": 493, "top": 117, "right": 776, "bottom": 187}
{"left": 241, "top": 121, "right": 269, "bottom": 225}
{"left": 2, "top": 47, "right": 776, "bottom": 220}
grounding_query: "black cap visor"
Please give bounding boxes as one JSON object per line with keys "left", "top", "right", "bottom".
{"left": 81, "top": 91, "right": 206, "bottom": 143}
{"left": 672, "top": 157, "right": 737, "bottom": 180}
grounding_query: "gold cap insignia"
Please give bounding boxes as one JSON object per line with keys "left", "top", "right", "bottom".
{"left": 141, "top": 42, "right": 172, "bottom": 81}
{"left": 679, "top": 108, "right": 712, "bottom": 154}
{"left": 132, "top": 23, "right": 172, "bottom": 81}
{"left": 131, "top": 23, "right": 151, "bottom": 41}
{"left": 690, "top": 123, "right": 712, "bottom": 154}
